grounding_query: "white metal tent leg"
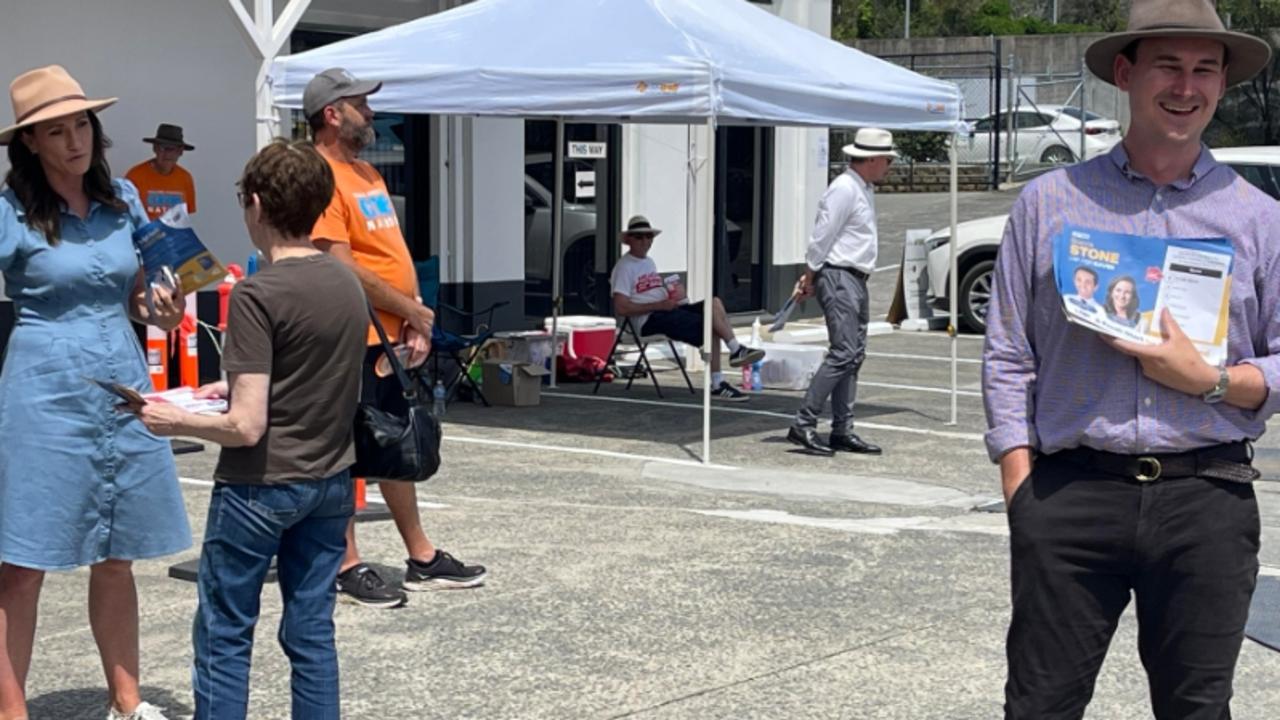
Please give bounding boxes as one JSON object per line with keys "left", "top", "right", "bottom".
{"left": 948, "top": 137, "right": 960, "bottom": 426}
{"left": 702, "top": 117, "right": 717, "bottom": 464}
{"left": 550, "top": 118, "right": 565, "bottom": 388}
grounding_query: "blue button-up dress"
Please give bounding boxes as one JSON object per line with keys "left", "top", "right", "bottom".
{"left": 0, "top": 179, "right": 191, "bottom": 570}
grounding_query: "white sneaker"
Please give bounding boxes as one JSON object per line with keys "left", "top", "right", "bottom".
{"left": 107, "top": 701, "right": 169, "bottom": 720}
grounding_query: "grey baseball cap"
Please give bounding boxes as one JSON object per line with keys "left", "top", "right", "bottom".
{"left": 302, "top": 67, "right": 382, "bottom": 118}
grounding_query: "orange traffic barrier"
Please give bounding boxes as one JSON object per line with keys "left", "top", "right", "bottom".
{"left": 177, "top": 297, "right": 199, "bottom": 388}
{"left": 354, "top": 477, "right": 368, "bottom": 511}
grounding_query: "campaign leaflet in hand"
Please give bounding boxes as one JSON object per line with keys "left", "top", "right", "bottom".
{"left": 88, "top": 379, "right": 227, "bottom": 415}
{"left": 131, "top": 203, "right": 226, "bottom": 295}
{"left": 1052, "top": 224, "right": 1233, "bottom": 365}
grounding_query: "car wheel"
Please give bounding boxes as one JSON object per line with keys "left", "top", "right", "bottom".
{"left": 1041, "top": 145, "right": 1075, "bottom": 165}
{"left": 959, "top": 259, "right": 995, "bottom": 333}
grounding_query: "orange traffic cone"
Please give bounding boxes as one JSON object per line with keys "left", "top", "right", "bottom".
{"left": 146, "top": 325, "right": 168, "bottom": 391}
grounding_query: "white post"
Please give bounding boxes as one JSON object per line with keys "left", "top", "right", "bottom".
{"left": 701, "top": 117, "right": 717, "bottom": 464}
{"left": 550, "top": 118, "right": 565, "bottom": 389}
{"left": 904, "top": 0, "right": 911, "bottom": 39}
{"left": 227, "top": 0, "right": 312, "bottom": 150}
{"left": 948, "top": 138, "right": 959, "bottom": 426}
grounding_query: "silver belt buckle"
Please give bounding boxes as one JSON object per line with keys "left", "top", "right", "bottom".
{"left": 1135, "top": 456, "right": 1162, "bottom": 482}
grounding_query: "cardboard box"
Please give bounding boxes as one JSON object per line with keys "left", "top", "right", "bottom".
{"left": 482, "top": 361, "right": 551, "bottom": 406}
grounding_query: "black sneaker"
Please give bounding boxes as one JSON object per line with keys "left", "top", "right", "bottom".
{"left": 335, "top": 563, "right": 407, "bottom": 609}
{"left": 728, "top": 345, "right": 765, "bottom": 368}
{"left": 712, "top": 381, "right": 749, "bottom": 402}
{"left": 403, "top": 550, "right": 487, "bottom": 591}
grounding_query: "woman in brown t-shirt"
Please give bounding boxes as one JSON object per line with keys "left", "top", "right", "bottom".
{"left": 134, "top": 140, "right": 366, "bottom": 720}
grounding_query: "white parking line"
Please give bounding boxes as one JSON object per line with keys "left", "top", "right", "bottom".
{"left": 867, "top": 352, "right": 982, "bottom": 364}
{"left": 178, "top": 477, "right": 449, "bottom": 509}
{"left": 859, "top": 381, "right": 982, "bottom": 397}
{"left": 873, "top": 264, "right": 901, "bottom": 273}
{"left": 541, "top": 392, "right": 985, "bottom": 441}
{"left": 443, "top": 435, "right": 739, "bottom": 470}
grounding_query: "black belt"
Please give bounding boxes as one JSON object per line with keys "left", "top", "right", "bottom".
{"left": 1049, "top": 442, "right": 1258, "bottom": 484}
{"left": 825, "top": 265, "right": 870, "bottom": 282}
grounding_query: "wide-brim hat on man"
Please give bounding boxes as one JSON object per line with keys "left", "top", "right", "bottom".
{"left": 622, "top": 214, "right": 661, "bottom": 238}
{"left": 143, "top": 123, "right": 194, "bottom": 151}
{"left": 0, "top": 65, "right": 116, "bottom": 145}
{"left": 1085, "top": 0, "right": 1272, "bottom": 87}
{"left": 303, "top": 67, "right": 383, "bottom": 118}
{"left": 842, "top": 128, "right": 899, "bottom": 159}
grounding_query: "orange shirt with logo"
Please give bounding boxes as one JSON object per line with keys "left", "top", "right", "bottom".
{"left": 311, "top": 156, "right": 416, "bottom": 346}
{"left": 125, "top": 161, "right": 197, "bottom": 221}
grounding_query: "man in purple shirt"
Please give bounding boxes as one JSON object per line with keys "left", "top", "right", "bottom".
{"left": 983, "top": 1, "right": 1279, "bottom": 717}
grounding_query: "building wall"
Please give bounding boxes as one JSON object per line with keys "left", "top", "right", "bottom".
{"left": 0, "top": 0, "right": 259, "bottom": 296}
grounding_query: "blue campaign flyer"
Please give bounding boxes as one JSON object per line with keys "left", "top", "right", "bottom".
{"left": 1052, "top": 224, "right": 1233, "bottom": 364}
{"left": 131, "top": 203, "right": 226, "bottom": 296}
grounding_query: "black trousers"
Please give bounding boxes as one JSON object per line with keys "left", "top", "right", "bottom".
{"left": 1004, "top": 453, "right": 1261, "bottom": 719}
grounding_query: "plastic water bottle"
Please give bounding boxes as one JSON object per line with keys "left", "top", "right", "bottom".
{"left": 750, "top": 316, "right": 762, "bottom": 347}
{"left": 432, "top": 380, "right": 447, "bottom": 417}
{"left": 751, "top": 360, "right": 763, "bottom": 392}
{"left": 741, "top": 364, "right": 752, "bottom": 391}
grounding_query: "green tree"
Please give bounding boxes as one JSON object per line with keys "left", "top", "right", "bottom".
{"left": 1216, "top": 0, "right": 1280, "bottom": 144}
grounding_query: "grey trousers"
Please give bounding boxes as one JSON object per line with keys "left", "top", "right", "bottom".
{"left": 794, "top": 267, "right": 868, "bottom": 434}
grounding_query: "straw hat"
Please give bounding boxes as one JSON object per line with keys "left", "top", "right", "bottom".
{"left": 841, "top": 128, "right": 899, "bottom": 159}
{"left": 1085, "top": 0, "right": 1272, "bottom": 87}
{"left": 0, "top": 65, "right": 116, "bottom": 145}
{"left": 622, "top": 215, "right": 662, "bottom": 238}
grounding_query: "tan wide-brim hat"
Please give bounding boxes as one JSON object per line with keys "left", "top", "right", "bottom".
{"left": 842, "top": 128, "right": 899, "bottom": 159}
{"left": 0, "top": 65, "right": 116, "bottom": 145}
{"left": 1085, "top": 0, "right": 1272, "bottom": 87}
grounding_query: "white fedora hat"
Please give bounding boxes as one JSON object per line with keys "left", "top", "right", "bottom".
{"left": 842, "top": 128, "right": 899, "bottom": 159}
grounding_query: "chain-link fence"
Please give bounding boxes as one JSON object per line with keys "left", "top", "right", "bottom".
{"left": 839, "top": 42, "right": 1122, "bottom": 191}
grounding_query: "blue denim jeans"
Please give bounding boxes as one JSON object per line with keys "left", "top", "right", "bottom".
{"left": 192, "top": 470, "right": 354, "bottom": 720}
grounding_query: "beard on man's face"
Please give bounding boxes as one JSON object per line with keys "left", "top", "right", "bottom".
{"left": 339, "top": 115, "right": 376, "bottom": 151}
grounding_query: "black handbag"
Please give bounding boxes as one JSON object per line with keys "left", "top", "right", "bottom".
{"left": 351, "top": 304, "right": 442, "bottom": 482}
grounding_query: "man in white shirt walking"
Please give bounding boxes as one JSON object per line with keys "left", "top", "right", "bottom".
{"left": 787, "top": 128, "right": 896, "bottom": 456}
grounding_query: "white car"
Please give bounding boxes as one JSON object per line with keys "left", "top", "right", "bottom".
{"left": 925, "top": 146, "right": 1280, "bottom": 333}
{"left": 956, "top": 104, "right": 1122, "bottom": 166}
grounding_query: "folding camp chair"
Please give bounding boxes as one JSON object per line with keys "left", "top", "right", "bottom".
{"left": 592, "top": 316, "right": 695, "bottom": 399}
{"left": 415, "top": 257, "right": 508, "bottom": 406}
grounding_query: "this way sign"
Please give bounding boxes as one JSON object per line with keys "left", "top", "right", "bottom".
{"left": 567, "top": 141, "right": 607, "bottom": 159}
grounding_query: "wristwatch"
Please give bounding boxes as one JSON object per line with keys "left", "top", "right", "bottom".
{"left": 1202, "top": 365, "right": 1230, "bottom": 404}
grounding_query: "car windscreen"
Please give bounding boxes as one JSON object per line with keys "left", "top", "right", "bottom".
{"left": 1228, "top": 163, "right": 1280, "bottom": 200}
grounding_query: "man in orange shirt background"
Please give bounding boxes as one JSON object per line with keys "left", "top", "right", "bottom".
{"left": 125, "top": 123, "right": 197, "bottom": 220}
{"left": 306, "top": 67, "right": 486, "bottom": 609}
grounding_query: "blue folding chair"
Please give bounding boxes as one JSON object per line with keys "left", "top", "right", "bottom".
{"left": 415, "top": 257, "right": 508, "bottom": 406}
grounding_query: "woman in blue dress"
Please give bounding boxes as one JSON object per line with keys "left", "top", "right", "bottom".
{"left": 0, "top": 66, "right": 190, "bottom": 720}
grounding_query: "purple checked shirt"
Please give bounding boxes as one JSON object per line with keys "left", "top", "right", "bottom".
{"left": 983, "top": 144, "right": 1280, "bottom": 462}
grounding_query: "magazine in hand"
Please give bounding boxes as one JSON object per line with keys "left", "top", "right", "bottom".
{"left": 88, "top": 379, "right": 228, "bottom": 415}
{"left": 132, "top": 203, "right": 226, "bottom": 295}
{"left": 1052, "top": 224, "right": 1233, "bottom": 365}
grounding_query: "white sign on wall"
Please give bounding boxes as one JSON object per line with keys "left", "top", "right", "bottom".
{"left": 575, "top": 171, "right": 596, "bottom": 199}
{"left": 568, "top": 141, "right": 607, "bottom": 159}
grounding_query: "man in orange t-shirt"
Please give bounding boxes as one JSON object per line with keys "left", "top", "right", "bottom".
{"left": 307, "top": 67, "right": 486, "bottom": 609}
{"left": 125, "top": 123, "right": 196, "bottom": 221}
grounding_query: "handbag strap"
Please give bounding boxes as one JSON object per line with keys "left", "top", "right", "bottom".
{"left": 366, "top": 300, "right": 418, "bottom": 400}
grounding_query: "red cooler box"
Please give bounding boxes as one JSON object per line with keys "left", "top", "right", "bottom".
{"left": 544, "top": 316, "right": 616, "bottom": 360}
